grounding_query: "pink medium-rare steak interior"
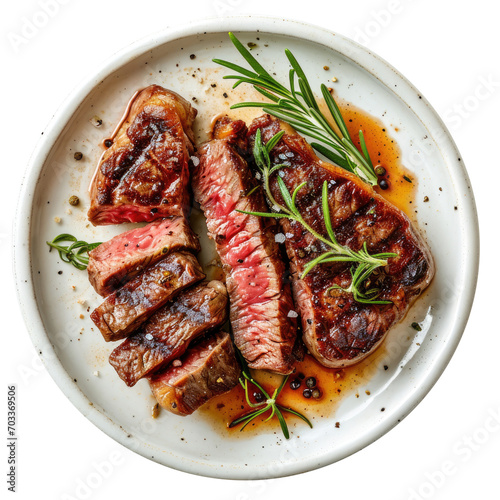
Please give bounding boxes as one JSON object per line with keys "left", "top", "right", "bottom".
{"left": 192, "top": 116, "right": 297, "bottom": 374}
{"left": 88, "top": 85, "right": 197, "bottom": 225}
{"left": 87, "top": 216, "right": 200, "bottom": 296}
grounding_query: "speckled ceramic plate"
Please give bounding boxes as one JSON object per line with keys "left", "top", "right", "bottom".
{"left": 14, "top": 17, "right": 479, "bottom": 479}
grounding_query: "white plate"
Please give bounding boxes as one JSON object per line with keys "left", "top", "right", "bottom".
{"left": 14, "top": 17, "right": 479, "bottom": 479}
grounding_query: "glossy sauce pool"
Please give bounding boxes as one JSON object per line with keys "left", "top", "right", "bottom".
{"left": 197, "top": 102, "right": 417, "bottom": 437}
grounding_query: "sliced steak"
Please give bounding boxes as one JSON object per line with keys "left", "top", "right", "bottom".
{"left": 149, "top": 331, "right": 241, "bottom": 416}
{"left": 88, "top": 85, "right": 197, "bottom": 225}
{"left": 87, "top": 217, "right": 200, "bottom": 296}
{"left": 91, "top": 252, "right": 205, "bottom": 342}
{"left": 192, "top": 116, "right": 297, "bottom": 374}
{"left": 109, "top": 281, "right": 228, "bottom": 386}
{"left": 248, "top": 115, "right": 435, "bottom": 368}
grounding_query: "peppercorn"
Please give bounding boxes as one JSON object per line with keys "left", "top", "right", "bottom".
{"left": 306, "top": 377, "right": 316, "bottom": 389}
{"left": 69, "top": 195, "right": 80, "bottom": 206}
{"left": 375, "top": 165, "right": 386, "bottom": 176}
{"left": 253, "top": 391, "right": 264, "bottom": 403}
{"left": 74, "top": 152, "right": 83, "bottom": 161}
{"left": 290, "top": 378, "right": 301, "bottom": 390}
{"left": 104, "top": 139, "right": 113, "bottom": 148}
{"left": 303, "top": 389, "right": 312, "bottom": 399}
{"left": 378, "top": 179, "right": 389, "bottom": 190}
{"left": 312, "top": 388, "right": 321, "bottom": 399}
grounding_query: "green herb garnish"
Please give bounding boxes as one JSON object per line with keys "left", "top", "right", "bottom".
{"left": 239, "top": 129, "right": 396, "bottom": 304}
{"left": 229, "top": 351, "right": 312, "bottom": 439}
{"left": 47, "top": 234, "right": 101, "bottom": 271}
{"left": 213, "top": 32, "right": 379, "bottom": 186}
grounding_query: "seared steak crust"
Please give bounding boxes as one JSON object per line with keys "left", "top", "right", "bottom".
{"left": 87, "top": 217, "right": 200, "bottom": 296}
{"left": 149, "top": 331, "right": 241, "bottom": 416}
{"left": 248, "top": 115, "right": 434, "bottom": 368}
{"left": 90, "top": 251, "right": 205, "bottom": 342}
{"left": 88, "top": 85, "right": 197, "bottom": 225}
{"left": 109, "top": 281, "right": 228, "bottom": 386}
{"left": 192, "top": 116, "right": 297, "bottom": 374}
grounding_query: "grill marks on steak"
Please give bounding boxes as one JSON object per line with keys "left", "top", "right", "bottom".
{"left": 248, "top": 115, "right": 434, "bottom": 368}
{"left": 87, "top": 217, "right": 200, "bottom": 296}
{"left": 88, "top": 85, "right": 197, "bottom": 225}
{"left": 90, "top": 252, "right": 205, "bottom": 342}
{"left": 109, "top": 281, "right": 228, "bottom": 387}
{"left": 192, "top": 116, "right": 297, "bottom": 374}
{"left": 149, "top": 331, "right": 241, "bottom": 416}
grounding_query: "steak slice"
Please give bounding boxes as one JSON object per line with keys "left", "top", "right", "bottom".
{"left": 90, "top": 252, "right": 205, "bottom": 342}
{"left": 88, "top": 85, "right": 197, "bottom": 225}
{"left": 192, "top": 116, "right": 297, "bottom": 375}
{"left": 109, "top": 281, "right": 228, "bottom": 386}
{"left": 149, "top": 331, "right": 241, "bottom": 416}
{"left": 87, "top": 217, "right": 200, "bottom": 296}
{"left": 248, "top": 115, "right": 435, "bottom": 368}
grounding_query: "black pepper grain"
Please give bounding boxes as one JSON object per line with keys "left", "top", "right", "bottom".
{"left": 253, "top": 391, "right": 264, "bottom": 403}
{"left": 378, "top": 179, "right": 389, "bottom": 190}
{"left": 74, "top": 152, "right": 83, "bottom": 161}
{"left": 305, "top": 377, "right": 316, "bottom": 389}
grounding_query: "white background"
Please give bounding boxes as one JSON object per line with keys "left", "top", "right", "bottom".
{"left": 2, "top": 1, "right": 498, "bottom": 499}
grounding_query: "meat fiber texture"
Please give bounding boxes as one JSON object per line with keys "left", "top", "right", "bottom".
{"left": 88, "top": 85, "right": 197, "bottom": 225}
{"left": 90, "top": 251, "right": 205, "bottom": 342}
{"left": 248, "top": 115, "right": 435, "bottom": 368}
{"left": 149, "top": 331, "right": 241, "bottom": 416}
{"left": 87, "top": 217, "right": 201, "bottom": 297}
{"left": 192, "top": 116, "right": 297, "bottom": 375}
{"left": 109, "top": 281, "right": 229, "bottom": 387}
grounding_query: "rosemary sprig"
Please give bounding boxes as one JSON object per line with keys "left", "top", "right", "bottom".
{"left": 229, "top": 351, "right": 312, "bottom": 439}
{"left": 240, "top": 129, "right": 396, "bottom": 304}
{"left": 46, "top": 234, "right": 101, "bottom": 271}
{"left": 213, "top": 32, "right": 379, "bottom": 186}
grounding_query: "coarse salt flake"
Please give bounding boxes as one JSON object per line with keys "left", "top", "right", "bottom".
{"left": 286, "top": 232, "right": 293, "bottom": 239}
{"left": 172, "top": 359, "right": 182, "bottom": 367}
{"left": 275, "top": 233, "right": 286, "bottom": 243}
{"left": 191, "top": 156, "right": 200, "bottom": 167}
{"left": 287, "top": 310, "right": 299, "bottom": 318}
{"left": 145, "top": 333, "right": 153, "bottom": 341}
{"left": 93, "top": 371, "right": 100, "bottom": 377}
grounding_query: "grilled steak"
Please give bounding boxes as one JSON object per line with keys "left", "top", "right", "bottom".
{"left": 87, "top": 217, "right": 200, "bottom": 296}
{"left": 192, "top": 116, "right": 297, "bottom": 374}
{"left": 88, "top": 85, "right": 197, "bottom": 225}
{"left": 248, "top": 115, "right": 435, "bottom": 368}
{"left": 109, "top": 281, "right": 228, "bottom": 386}
{"left": 90, "top": 252, "right": 204, "bottom": 342}
{"left": 149, "top": 331, "right": 241, "bottom": 416}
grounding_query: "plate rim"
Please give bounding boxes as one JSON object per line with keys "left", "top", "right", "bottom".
{"left": 13, "top": 15, "right": 480, "bottom": 479}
